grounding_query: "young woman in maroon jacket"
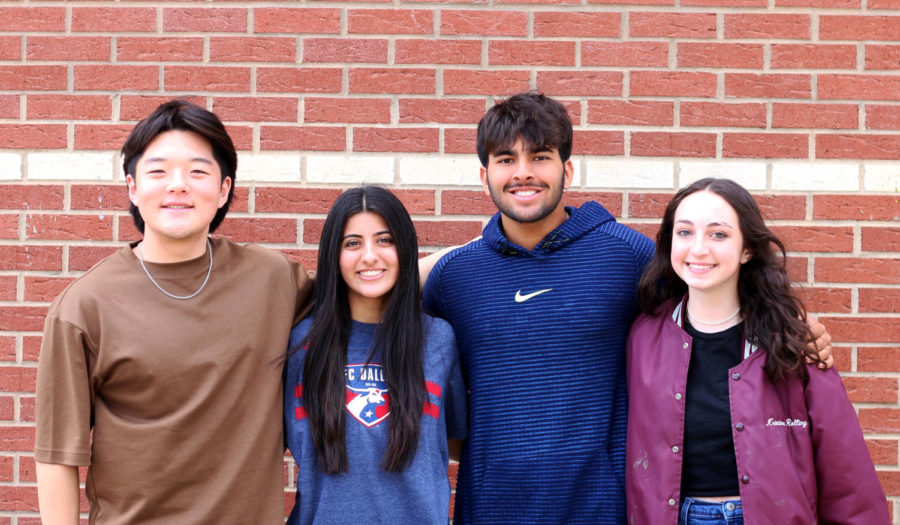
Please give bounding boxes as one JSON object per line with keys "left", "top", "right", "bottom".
{"left": 625, "top": 178, "right": 888, "bottom": 525}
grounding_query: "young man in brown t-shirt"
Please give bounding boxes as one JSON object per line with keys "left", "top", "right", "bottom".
{"left": 35, "top": 101, "right": 312, "bottom": 524}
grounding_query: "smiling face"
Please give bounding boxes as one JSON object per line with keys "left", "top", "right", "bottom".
{"left": 481, "top": 138, "right": 573, "bottom": 224}
{"left": 339, "top": 211, "right": 400, "bottom": 322}
{"left": 670, "top": 191, "right": 751, "bottom": 300}
{"left": 480, "top": 138, "right": 574, "bottom": 249}
{"left": 127, "top": 130, "right": 231, "bottom": 259}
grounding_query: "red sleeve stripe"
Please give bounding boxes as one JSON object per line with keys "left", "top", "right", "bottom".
{"left": 423, "top": 401, "right": 439, "bottom": 419}
{"left": 295, "top": 406, "right": 307, "bottom": 421}
{"left": 294, "top": 384, "right": 303, "bottom": 398}
{"left": 425, "top": 380, "right": 441, "bottom": 397}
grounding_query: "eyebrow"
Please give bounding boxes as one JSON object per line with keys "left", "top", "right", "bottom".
{"left": 143, "top": 156, "right": 214, "bottom": 165}
{"left": 675, "top": 218, "right": 735, "bottom": 228}
{"left": 342, "top": 230, "right": 391, "bottom": 240}
{"left": 493, "top": 145, "right": 554, "bottom": 157}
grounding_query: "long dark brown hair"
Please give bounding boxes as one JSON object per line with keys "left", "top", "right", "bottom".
{"left": 291, "top": 186, "right": 425, "bottom": 474}
{"left": 638, "top": 178, "right": 820, "bottom": 382}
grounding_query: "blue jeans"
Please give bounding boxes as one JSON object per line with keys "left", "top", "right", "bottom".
{"left": 678, "top": 497, "right": 744, "bottom": 525}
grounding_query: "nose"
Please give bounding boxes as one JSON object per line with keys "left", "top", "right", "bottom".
{"left": 166, "top": 168, "right": 189, "bottom": 193}
{"left": 689, "top": 236, "right": 709, "bottom": 256}
{"left": 361, "top": 242, "right": 378, "bottom": 263}
{"left": 511, "top": 159, "right": 534, "bottom": 181}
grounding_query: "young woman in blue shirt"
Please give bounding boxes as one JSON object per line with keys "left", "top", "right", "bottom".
{"left": 284, "top": 186, "right": 466, "bottom": 525}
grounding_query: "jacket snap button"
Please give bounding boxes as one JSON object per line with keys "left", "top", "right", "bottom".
{"left": 675, "top": 393, "right": 682, "bottom": 400}
{"left": 731, "top": 372, "right": 741, "bottom": 380}
{"left": 741, "top": 475, "right": 750, "bottom": 484}
{"left": 735, "top": 423, "right": 744, "bottom": 431}
{"left": 682, "top": 342, "right": 689, "bottom": 349}
{"left": 672, "top": 446, "right": 679, "bottom": 453}
{"left": 668, "top": 498, "right": 676, "bottom": 506}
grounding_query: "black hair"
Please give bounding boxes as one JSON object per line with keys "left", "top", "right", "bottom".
{"left": 293, "top": 186, "right": 425, "bottom": 473}
{"left": 121, "top": 99, "right": 237, "bottom": 234}
{"left": 637, "top": 178, "right": 820, "bottom": 382}
{"left": 476, "top": 92, "right": 573, "bottom": 167}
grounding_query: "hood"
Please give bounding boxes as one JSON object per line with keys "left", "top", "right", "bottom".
{"left": 481, "top": 201, "right": 616, "bottom": 257}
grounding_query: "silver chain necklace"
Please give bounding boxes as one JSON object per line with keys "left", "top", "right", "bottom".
{"left": 137, "top": 238, "right": 213, "bottom": 300}
{"left": 687, "top": 304, "right": 741, "bottom": 326}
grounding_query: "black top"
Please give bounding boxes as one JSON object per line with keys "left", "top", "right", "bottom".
{"left": 680, "top": 319, "right": 744, "bottom": 497}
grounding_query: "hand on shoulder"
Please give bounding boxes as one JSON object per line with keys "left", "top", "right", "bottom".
{"left": 805, "top": 314, "right": 834, "bottom": 370}
{"left": 417, "top": 236, "right": 482, "bottom": 288}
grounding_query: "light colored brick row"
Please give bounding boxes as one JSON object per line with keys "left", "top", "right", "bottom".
{"left": 0, "top": 154, "right": 22, "bottom": 181}
{"left": 26, "top": 153, "right": 117, "bottom": 181}
{"left": 3, "top": 153, "right": 897, "bottom": 193}
{"left": 398, "top": 156, "right": 482, "bottom": 186}
{"left": 771, "top": 163, "right": 860, "bottom": 191}
{"left": 306, "top": 156, "right": 394, "bottom": 184}
{"left": 679, "top": 161, "right": 767, "bottom": 190}
{"left": 237, "top": 153, "right": 301, "bottom": 183}
{"left": 865, "top": 164, "right": 900, "bottom": 192}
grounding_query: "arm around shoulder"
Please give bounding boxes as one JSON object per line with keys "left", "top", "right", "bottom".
{"left": 418, "top": 245, "right": 458, "bottom": 291}
{"left": 807, "top": 367, "right": 890, "bottom": 524}
{"left": 419, "top": 235, "right": 484, "bottom": 292}
{"left": 288, "top": 255, "right": 315, "bottom": 324}
{"left": 36, "top": 462, "right": 80, "bottom": 525}
{"left": 805, "top": 314, "right": 834, "bottom": 369}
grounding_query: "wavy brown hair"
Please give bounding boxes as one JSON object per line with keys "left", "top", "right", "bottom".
{"left": 638, "top": 178, "right": 820, "bottom": 382}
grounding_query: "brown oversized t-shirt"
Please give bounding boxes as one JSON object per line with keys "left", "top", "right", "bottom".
{"left": 35, "top": 237, "right": 312, "bottom": 524}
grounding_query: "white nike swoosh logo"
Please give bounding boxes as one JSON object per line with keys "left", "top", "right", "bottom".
{"left": 514, "top": 288, "right": 552, "bottom": 303}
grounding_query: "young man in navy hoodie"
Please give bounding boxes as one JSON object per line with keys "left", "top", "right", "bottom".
{"left": 423, "top": 92, "right": 653, "bottom": 524}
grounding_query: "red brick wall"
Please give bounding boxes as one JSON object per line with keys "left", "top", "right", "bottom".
{"left": 0, "top": 1, "right": 897, "bottom": 522}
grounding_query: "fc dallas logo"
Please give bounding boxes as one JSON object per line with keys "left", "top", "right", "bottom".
{"left": 345, "top": 363, "right": 390, "bottom": 427}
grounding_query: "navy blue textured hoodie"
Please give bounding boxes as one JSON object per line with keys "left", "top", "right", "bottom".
{"left": 424, "top": 201, "right": 655, "bottom": 525}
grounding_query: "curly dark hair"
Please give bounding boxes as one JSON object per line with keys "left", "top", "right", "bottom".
{"left": 637, "top": 178, "right": 820, "bottom": 382}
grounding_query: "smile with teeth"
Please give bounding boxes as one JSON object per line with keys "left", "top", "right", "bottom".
{"left": 687, "top": 263, "right": 716, "bottom": 271}
{"left": 358, "top": 269, "right": 385, "bottom": 278}
{"left": 509, "top": 187, "right": 542, "bottom": 199}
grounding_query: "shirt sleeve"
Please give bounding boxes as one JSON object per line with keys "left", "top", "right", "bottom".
{"left": 442, "top": 331, "right": 468, "bottom": 441}
{"left": 422, "top": 257, "right": 446, "bottom": 321}
{"left": 283, "top": 321, "right": 310, "bottom": 456}
{"left": 34, "top": 314, "right": 93, "bottom": 465}
{"left": 807, "top": 367, "right": 890, "bottom": 524}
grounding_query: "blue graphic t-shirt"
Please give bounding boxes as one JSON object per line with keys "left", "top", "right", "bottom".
{"left": 284, "top": 315, "right": 467, "bottom": 525}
